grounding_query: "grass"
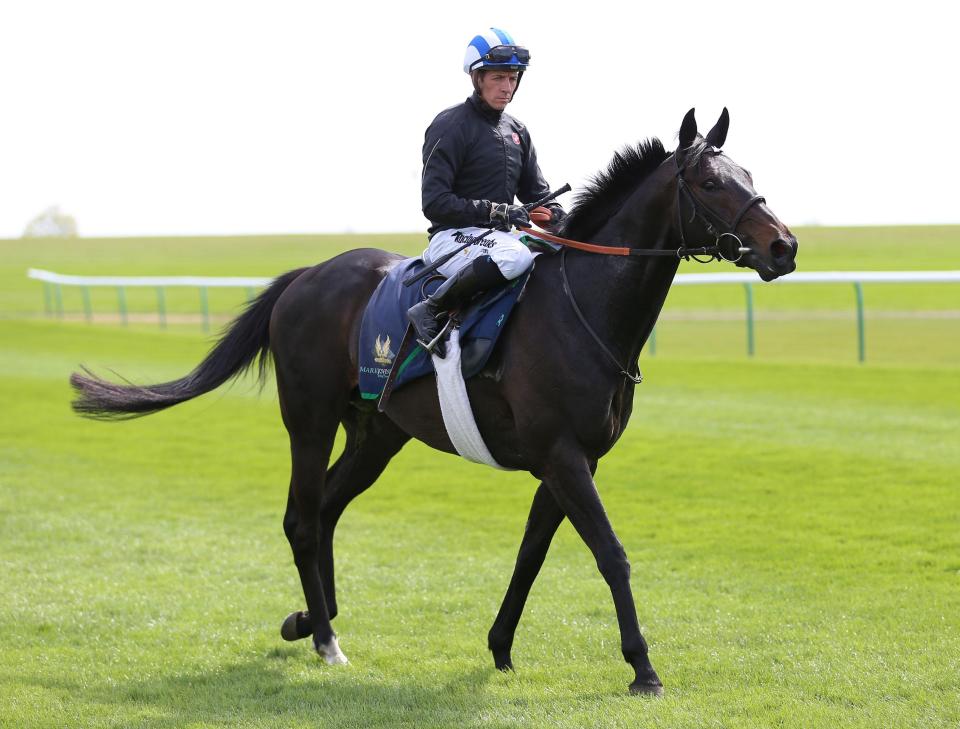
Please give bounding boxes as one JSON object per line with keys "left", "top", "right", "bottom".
{"left": 1, "top": 228, "right": 959, "bottom": 727}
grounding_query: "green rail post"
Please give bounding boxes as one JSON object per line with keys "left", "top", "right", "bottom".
{"left": 54, "top": 284, "right": 64, "bottom": 319}
{"left": 245, "top": 286, "right": 255, "bottom": 302}
{"left": 156, "top": 287, "right": 166, "bottom": 329}
{"left": 81, "top": 286, "right": 93, "bottom": 323}
{"left": 854, "top": 281, "right": 865, "bottom": 363}
{"left": 199, "top": 286, "right": 210, "bottom": 333}
{"left": 649, "top": 325, "right": 657, "bottom": 356}
{"left": 117, "top": 286, "right": 128, "bottom": 326}
{"left": 43, "top": 282, "right": 52, "bottom": 316}
{"left": 743, "top": 282, "right": 755, "bottom": 357}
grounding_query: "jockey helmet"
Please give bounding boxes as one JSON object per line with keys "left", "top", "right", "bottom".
{"left": 463, "top": 28, "right": 530, "bottom": 74}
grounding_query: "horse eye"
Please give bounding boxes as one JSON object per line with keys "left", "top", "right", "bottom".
{"left": 702, "top": 179, "right": 718, "bottom": 191}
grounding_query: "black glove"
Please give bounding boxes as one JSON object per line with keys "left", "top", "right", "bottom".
{"left": 544, "top": 205, "right": 567, "bottom": 233}
{"left": 489, "top": 202, "right": 531, "bottom": 231}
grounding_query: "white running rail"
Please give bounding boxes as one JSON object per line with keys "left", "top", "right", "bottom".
{"left": 26, "top": 268, "right": 960, "bottom": 360}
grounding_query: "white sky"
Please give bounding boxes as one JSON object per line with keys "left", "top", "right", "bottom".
{"left": 1, "top": 1, "right": 957, "bottom": 238}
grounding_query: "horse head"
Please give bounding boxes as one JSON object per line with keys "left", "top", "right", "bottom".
{"left": 675, "top": 108, "right": 797, "bottom": 281}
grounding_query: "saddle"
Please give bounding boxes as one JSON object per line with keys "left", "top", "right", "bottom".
{"left": 357, "top": 258, "right": 531, "bottom": 405}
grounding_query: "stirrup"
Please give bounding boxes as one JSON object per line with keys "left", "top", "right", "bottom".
{"left": 417, "top": 316, "right": 455, "bottom": 356}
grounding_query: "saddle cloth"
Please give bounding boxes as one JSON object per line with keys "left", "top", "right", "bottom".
{"left": 358, "top": 258, "right": 530, "bottom": 401}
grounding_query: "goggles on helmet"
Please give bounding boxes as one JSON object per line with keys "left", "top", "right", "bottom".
{"left": 483, "top": 45, "right": 530, "bottom": 65}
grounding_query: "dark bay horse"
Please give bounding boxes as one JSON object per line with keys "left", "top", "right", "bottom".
{"left": 71, "top": 108, "right": 797, "bottom": 695}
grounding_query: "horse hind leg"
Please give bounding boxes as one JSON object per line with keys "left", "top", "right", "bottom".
{"left": 281, "top": 408, "right": 409, "bottom": 659}
{"left": 317, "top": 410, "right": 409, "bottom": 618}
{"left": 282, "top": 420, "right": 348, "bottom": 664}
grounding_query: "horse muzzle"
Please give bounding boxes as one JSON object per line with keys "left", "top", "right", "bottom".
{"left": 738, "top": 234, "right": 797, "bottom": 280}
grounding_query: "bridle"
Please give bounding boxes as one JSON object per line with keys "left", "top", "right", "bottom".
{"left": 520, "top": 149, "right": 766, "bottom": 263}
{"left": 518, "top": 148, "right": 767, "bottom": 384}
{"left": 673, "top": 149, "right": 765, "bottom": 264}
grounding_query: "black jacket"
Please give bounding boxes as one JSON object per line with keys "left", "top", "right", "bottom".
{"left": 421, "top": 93, "right": 558, "bottom": 237}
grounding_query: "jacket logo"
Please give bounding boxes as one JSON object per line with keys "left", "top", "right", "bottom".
{"left": 374, "top": 334, "right": 395, "bottom": 365}
{"left": 512, "top": 132, "right": 521, "bottom": 145}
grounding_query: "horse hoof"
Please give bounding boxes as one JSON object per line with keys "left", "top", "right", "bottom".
{"left": 315, "top": 634, "right": 349, "bottom": 665}
{"left": 492, "top": 651, "right": 513, "bottom": 672}
{"left": 629, "top": 681, "right": 664, "bottom": 697}
{"left": 280, "top": 610, "right": 312, "bottom": 641}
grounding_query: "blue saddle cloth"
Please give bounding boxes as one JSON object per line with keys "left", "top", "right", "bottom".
{"left": 358, "top": 258, "right": 529, "bottom": 400}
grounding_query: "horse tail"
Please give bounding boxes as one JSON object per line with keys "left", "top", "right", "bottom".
{"left": 70, "top": 267, "right": 308, "bottom": 420}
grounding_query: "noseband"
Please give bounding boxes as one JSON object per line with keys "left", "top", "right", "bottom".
{"left": 674, "top": 150, "right": 765, "bottom": 263}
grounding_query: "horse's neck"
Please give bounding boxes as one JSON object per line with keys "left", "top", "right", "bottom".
{"left": 566, "top": 179, "right": 681, "bottom": 365}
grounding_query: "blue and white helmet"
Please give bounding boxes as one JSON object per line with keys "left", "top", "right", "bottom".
{"left": 463, "top": 28, "right": 530, "bottom": 74}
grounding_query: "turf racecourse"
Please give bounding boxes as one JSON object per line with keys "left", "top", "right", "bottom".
{"left": 1, "top": 228, "right": 959, "bottom": 727}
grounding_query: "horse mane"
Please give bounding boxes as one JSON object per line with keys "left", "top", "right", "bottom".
{"left": 560, "top": 138, "right": 671, "bottom": 239}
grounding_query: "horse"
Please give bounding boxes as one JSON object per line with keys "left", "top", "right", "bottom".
{"left": 70, "top": 108, "right": 797, "bottom": 695}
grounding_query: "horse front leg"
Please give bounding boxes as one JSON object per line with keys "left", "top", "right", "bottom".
{"left": 488, "top": 482, "right": 565, "bottom": 670}
{"left": 543, "top": 446, "right": 663, "bottom": 696}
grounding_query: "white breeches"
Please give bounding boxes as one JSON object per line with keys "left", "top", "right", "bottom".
{"left": 423, "top": 227, "right": 535, "bottom": 280}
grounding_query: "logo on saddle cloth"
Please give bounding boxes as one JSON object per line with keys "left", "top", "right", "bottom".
{"left": 374, "top": 334, "right": 395, "bottom": 366}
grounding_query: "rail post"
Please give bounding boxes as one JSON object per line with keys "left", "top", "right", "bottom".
{"left": 81, "top": 286, "right": 92, "bottom": 323}
{"left": 156, "top": 287, "right": 166, "bottom": 329}
{"left": 854, "top": 282, "right": 865, "bottom": 363}
{"left": 199, "top": 286, "right": 210, "bottom": 332}
{"left": 744, "top": 282, "right": 755, "bottom": 357}
{"left": 116, "top": 287, "right": 128, "bottom": 326}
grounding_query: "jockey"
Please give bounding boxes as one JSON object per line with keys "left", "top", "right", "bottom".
{"left": 408, "top": 27, "right": 566, "bottom": 356}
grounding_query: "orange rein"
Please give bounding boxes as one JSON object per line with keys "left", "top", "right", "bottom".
{"left": 521, "top": 207, "right": 632, "bottom": 256}
{"left": 517, "top": 226, "right": 632, "bottom": 256}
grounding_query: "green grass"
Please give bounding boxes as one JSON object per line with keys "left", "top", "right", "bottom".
{"left": 2, "top": 321, "right": 958, "bottom": 728}
{"left": 1, "top": 228, "right": 959, "bottom": 727}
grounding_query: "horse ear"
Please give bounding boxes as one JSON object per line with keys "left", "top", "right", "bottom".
{"left": 679, "top": 108, "right": 697, "bottom": 150}
{"left": 705, "top": 107, "right": 729, "bottom": 149}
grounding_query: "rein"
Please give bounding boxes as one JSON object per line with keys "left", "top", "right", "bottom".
{"left": 559, "top": 246, "right": 643, "bottom": 383}
{"left": 523, "top": 150, "right": 767, "bottom": 383}
{"left": 517, "top": 225, "right": 728, "bottom": 260}
{"left": 518, "top": 151, "right": 765, "bottom": 263}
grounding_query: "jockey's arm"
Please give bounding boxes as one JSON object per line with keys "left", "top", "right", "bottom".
{"left": 421, "top": 123, "right": 493, "bottom": 229}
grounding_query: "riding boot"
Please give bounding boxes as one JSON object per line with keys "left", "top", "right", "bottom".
{"left": 407, "top": 255, "right": 508, "bottom": 357}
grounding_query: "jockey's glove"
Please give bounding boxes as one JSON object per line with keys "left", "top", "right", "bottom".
{"left": 490, "top": 202, "right": 531, "bottom": 231}
{"left": 544, "top": 205, "right": 567, "bottom": 232}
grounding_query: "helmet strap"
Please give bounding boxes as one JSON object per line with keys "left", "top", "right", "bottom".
{"left": 470, "top": 68, "right": 524, "bottom": 100}
{"left": 471, "top": 69, "right": 484, "bottom": 94}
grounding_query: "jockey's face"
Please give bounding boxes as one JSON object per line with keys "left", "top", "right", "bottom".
{"left": 478, "top": 69, "right": 519, "bottom": 110}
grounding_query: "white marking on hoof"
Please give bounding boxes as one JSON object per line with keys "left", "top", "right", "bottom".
{"left": 316, "top": 635, "right": 349, "bottom": 665}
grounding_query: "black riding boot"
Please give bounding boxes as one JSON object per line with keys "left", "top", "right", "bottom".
{"left": 407, "top": 255, "right": 508, "bottom": 357}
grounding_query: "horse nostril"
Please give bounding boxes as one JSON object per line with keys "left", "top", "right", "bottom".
{"left": 770, "top": 238, "right": 795, "bottom": 262}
